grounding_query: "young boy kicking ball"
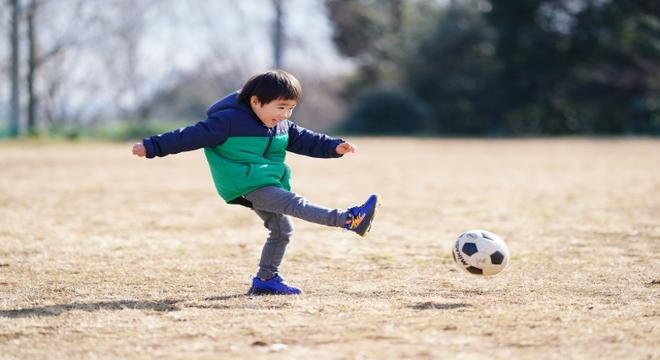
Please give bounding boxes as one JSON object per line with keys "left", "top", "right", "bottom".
{"left": 132, "top": 70, "right": 380, "bottom": 295}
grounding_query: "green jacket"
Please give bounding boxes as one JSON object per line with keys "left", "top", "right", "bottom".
{"left": 143, "top": 92, "right": 343, "bottom": 203}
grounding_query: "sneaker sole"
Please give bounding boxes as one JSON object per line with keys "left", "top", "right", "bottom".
{"left": 359, "top": 194, "right": 382, "bottom": 237}
{"left": 247, "top": 286, "right": 302, "bottom": 296}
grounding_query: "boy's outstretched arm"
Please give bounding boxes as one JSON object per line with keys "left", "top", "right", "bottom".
{"left": 132, "top": 116, "right": 229, "bottom": 158}
{"left": 287, "top": 123, "right": 353, "bottom": 158}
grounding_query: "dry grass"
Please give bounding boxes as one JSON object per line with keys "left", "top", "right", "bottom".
{"left": 0, "top": 138, "right": 658, "bottom": 359}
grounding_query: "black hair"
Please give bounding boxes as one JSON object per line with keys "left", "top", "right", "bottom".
{"left": 237, "top": 70, "right": 302, "bottom": 105}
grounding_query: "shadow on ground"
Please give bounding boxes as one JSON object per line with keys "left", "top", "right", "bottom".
{"left": 0, "top": 294, "right": 250, "bottom": 318}
{"left": 408, "top": 302, "right": 472, "bottom": 310}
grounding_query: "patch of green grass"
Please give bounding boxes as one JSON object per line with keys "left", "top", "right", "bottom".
{"left": 0, "top": 120, "right": 191, "bottom": 142}
{"left": 0, "top": 125, "right": 13, "bottom": 139}
{"left": 87, "top": 120, "right": 191, "bottom": 141}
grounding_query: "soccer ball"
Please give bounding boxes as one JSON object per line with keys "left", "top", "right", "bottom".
{"left": 451, "top": 230, "right": 509, "bottom": 276}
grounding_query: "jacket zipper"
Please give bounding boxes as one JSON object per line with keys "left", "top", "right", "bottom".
{"left": 263, "top": 127, "right": 274, "bottom": 157}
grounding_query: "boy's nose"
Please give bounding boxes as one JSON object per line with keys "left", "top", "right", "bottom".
{"left": 280, "top": 110, "right": 292, "bottom": 119}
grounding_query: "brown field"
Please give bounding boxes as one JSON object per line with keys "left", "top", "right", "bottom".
{"left": 0, "top": 138, "right": 658, "bottom": 359}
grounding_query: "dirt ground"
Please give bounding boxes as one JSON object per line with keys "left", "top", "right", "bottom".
{"left": 0, "top": 138, "right": 658, "bottom": 359}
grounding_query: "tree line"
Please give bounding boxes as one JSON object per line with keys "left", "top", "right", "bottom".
{"left": 4, "top": 0, "right": 659, "bottom": 138}
{"left": 1, "top": 1, "right": 343, "bottom": 139}
{"left": 327, "top": 0, "right": 660, "bottom": 135}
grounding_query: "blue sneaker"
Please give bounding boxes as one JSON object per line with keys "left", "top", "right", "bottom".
{"left": 247, "top": 275, "right": 302, "bottom": 295}
{"left": 344, "top": 194, "right": 381, "bottom": 237}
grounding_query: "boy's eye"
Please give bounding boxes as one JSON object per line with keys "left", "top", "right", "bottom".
{"left": 276, "top": 104, "right": 295, "bottom": 112}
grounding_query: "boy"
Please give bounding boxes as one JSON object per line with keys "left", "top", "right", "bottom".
{"left": 132, "top": 70, "right": 380, "bottom": 295}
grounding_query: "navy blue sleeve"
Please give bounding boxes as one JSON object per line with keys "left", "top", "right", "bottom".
{"left": 287, "top": 123, "right": 344, "bottom": 158}
{"left": 142, "top": 115, "right": 229, "bottom": 158}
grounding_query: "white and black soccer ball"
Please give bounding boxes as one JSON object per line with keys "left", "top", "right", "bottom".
{"left": 452, "top": 230, "right": 509, "bottom": 276}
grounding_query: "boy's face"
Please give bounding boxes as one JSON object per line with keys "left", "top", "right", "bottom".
{"left": 250, "top": 96, "right": 297, "bottom": 128}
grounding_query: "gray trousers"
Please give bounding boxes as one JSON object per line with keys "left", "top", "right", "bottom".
{"left": 244, "top": 186, "right": 350, "bottom": 279}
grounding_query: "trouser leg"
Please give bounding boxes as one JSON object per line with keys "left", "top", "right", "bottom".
{"left": 254, "top": 209, "right": 294, "bottom": 279}
{"left": 244, "top": 186, "right": 349, "bottom": 227}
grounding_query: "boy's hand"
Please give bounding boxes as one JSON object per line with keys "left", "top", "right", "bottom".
{"left": 132, "top": 142, "right": 147, "bottom": 157}
{"left": 336, "top": 142, "right": 356, "bottom": 155}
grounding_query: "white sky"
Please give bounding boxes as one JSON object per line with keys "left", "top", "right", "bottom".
{"left": 137, "top": 1, "right": 352, "bottom": 79}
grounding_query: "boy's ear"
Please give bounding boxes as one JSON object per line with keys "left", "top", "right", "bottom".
{"left": 250, "top": 96, "right": 261, "bottom": 107}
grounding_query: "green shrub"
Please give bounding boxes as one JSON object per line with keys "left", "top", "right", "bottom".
{"left": 339, "top": 88, "right": 433, "bottom": 135}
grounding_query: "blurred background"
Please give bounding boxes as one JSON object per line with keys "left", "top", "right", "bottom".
{"left": 1, "top": 0, "right": 659, "bottom": 140}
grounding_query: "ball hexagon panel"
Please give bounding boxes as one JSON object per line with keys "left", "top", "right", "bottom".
{"left": 481, "top": 232, "right": 494, "bottom": 240}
